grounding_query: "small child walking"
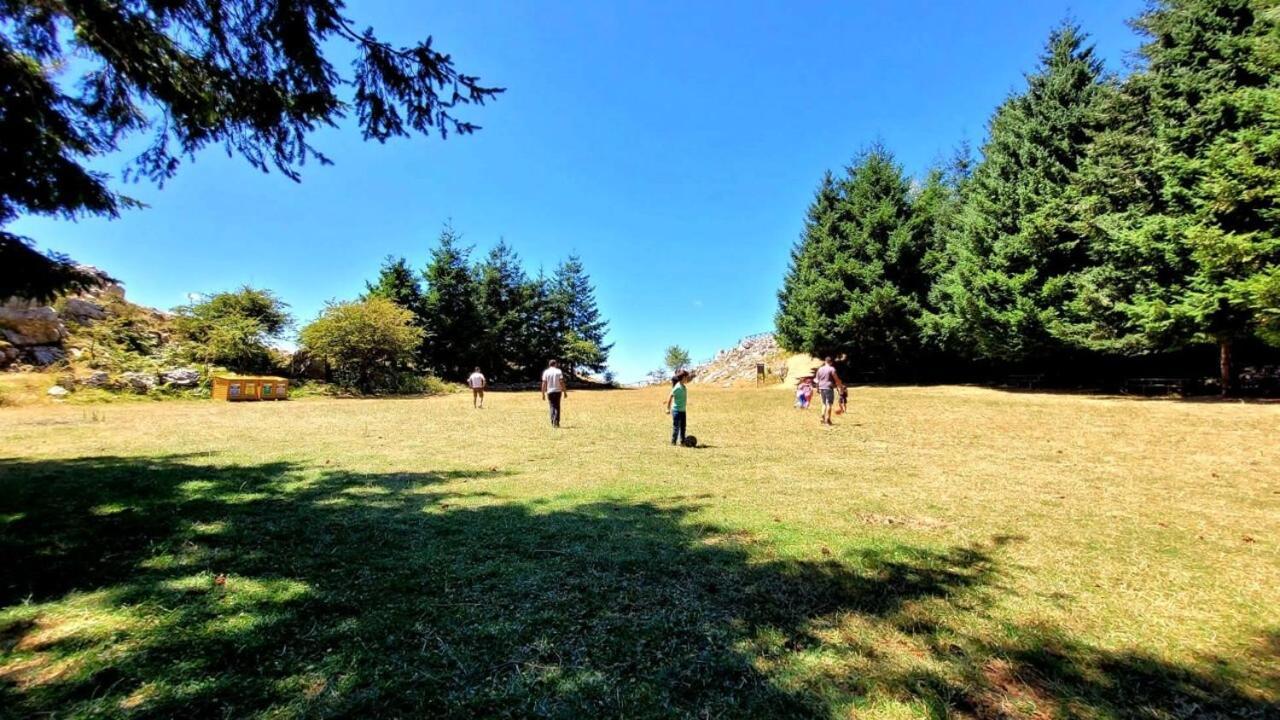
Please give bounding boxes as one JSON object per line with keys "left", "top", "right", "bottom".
{"left": 795, "top": 377, "right": 813, "bottom": 409}
{"left": 665, "top": 370, "right": 690, "bottom": 446}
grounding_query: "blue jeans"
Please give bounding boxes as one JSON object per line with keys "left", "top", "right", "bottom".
{"left": 671, "top": 410, "right": 686, "bottom": 444}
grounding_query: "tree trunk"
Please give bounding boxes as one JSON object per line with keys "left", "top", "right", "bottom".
{"left": 1219, "top": 337, "right": 1233, "bottom": 397}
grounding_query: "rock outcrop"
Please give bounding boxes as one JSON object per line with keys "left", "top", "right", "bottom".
{"left": 690, "top": 333, "right": 788, "bottom": 386}
{"left": 160, "top": 368, "right": 200, "bottom": 388}
{"left": 0, "top": 300, "right": 68, "bottom": 347}
{"left": 80, "top": 370, "right": 110, "bottom": 388}
{"left": 0, "top": 273, "right": 172, "bottom": 374}
{"left": 121, "top": 371, "right": 158, "bottom": 393}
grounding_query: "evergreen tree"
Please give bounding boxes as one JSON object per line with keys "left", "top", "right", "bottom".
{"left": 1134, "top": 0, "right": 1280, "bottom": 391}
{"left": 420, "top": 226, "right": 483, "bottom": 379}
{"left": 911, "top": 164, "right": 966, "bottom": 361}
{"left": 550, "top": 256, "right": 612, "bottom": 375}
{"left": 775, "top": 147, "right": 921, "bottom": 373}
{"left": 364, "top": 256, "right": 425, "bottom": 316}
{"left": 519, "top": 271, "right": 564, "bottom": 373}
{"left": 776, "top": 171, "right": 843, "bottom": 355}
{"left": 1, "top": 0, "right": 500, "bottom": 300}
{"left": 829, "top": 146, "right": 920, "bottom": 372}
{"left": 474, "top": 241, "right": 535, "bottom": 380}
{"left": 934, "top": 24, "right": 1105, "bottom": 364}
{"left": 1050, "top": 77, "right": 1192, "bottom": 355}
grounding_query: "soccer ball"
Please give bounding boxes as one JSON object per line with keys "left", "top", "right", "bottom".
{"left": 682, "top": 435, "right": 698, "bottom": 448}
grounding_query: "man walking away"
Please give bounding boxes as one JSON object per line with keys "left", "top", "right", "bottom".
{"left": 541, "top": 360, "right": 567, "bottom": 428}
{"left": 815, "top": 356, "right": 844, "bottom": 426}
{"left": 467, "top": 367, "right": 486, "bottom": 408}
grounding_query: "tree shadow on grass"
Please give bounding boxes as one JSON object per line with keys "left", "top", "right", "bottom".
{"left": 0, "top": 456, "right": 1275, "bottom": 719}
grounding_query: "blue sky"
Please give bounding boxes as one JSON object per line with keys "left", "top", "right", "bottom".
{"left": 13, "top": 0, "right": 1147, "bottom": 382}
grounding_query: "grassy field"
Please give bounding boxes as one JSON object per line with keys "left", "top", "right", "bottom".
{"left": 1, "top": 386, "right": 1277, "bottom": 719}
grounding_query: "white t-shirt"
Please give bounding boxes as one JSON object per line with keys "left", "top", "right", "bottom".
{"left": 542, "top": 367, "right": 564, "bottom": 393}
{"left": 467, "top": 372, "right": 485, "bottom": 389}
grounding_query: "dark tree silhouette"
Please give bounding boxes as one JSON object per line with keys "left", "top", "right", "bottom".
{"left": 1, "top": 0, "right": 502, "bottom": 300}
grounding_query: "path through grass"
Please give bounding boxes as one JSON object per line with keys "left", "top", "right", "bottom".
{"left": 1, "top": 387, "right": 1277, "bottom": 718}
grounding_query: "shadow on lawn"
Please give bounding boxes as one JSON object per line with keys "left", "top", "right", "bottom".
{"left": 0, "top": 456, "right": 1275, "bottom": 719}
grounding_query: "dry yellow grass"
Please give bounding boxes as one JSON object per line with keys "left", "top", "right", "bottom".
{"left": 1, "top": 385, "right": 1277, "bottom": 718}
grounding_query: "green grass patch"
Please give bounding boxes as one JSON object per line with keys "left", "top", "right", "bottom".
{"left": 1, "top": 387, "right": 1276, "bottom": 718}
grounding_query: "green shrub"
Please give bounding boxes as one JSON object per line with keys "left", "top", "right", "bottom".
{"left": 389, "top": 373, "right": 458, "bottom": 396}
{"left": 173, "top": 287, "right": 291, "bottom": 372}
{"left": 298, "top": 298, "right": 424, "bottom": 394}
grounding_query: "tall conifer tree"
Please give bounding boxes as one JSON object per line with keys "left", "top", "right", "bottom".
{"left": 1050, "top": 77, "right": 1190, "bottom": 355}
{"left": 420, "top": 225, "right": 482, "bottom": 378}
{"left": 364, "top": 256, "right": 425, "bottom": 316}
{"left": 550, "top": 256, "right": 612, "bottom": 375}
{"left": 934, "top": 24, "right": 1104, "bottom": 364}
{"left": 1135, "top": 0, "right": 1280, "bottom": 391}
{"left": 776, "top": 171, "right": 842, "bottom": 354}
{"left": 474, "top": 241, "right": 534, "bottom": 380}
{"left": 776, "top": 148, "right": 925, "bottom": 373}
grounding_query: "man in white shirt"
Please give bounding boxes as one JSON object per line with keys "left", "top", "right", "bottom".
{"left": 467, "top": 367, "right": 486, "bottom": 409}
{"left": 540, "top": 360, "right": 566, "bottom": 428}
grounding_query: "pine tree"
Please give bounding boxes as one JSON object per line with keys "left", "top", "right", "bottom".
{"left": 520, "top": 271, "right": 563, "bottom": 374}
{"left": 828, "top": 146, "right": 920, "bottom": 373}
{"left": 420, "top": 226, "right": 483, "bottom": 379}
{"left": 1, "top": 0, "right": 500, "bottom": 300}
{"left": 934, "top": 24, "right": 1105, "bottom": 365}
{"left": 550, "top": 256, "right": 612, "bottom": 375}
{"left": 1134, "top": 0, "right": 1280, "bottom": 392}
{"left": 364, "top": 256, "right": 425, "bottom": 316}
{"left": 474, "top": 241, "right": 534, "bottom": 380}
{"left": 775, "top": 148, "right": 922, "bottom": 373}
{"left": 1049, "top": 77, "right": 1192, "bottom": 355}
{"left": 910, "top": 163, "right": 966, "bottom": 361}
{"left": 776, "top": 171, "right": 843, "bottom": 355}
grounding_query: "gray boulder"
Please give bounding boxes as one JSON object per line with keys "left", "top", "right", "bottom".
{"left": 61, "top": 297, "right": 108, "bottom": 323}
{"left": 26, "top": 346, "right": 67, "bottom": 367}
{"left": 0, "top": 303, "right": 68, "bottom": 346}
{"left": 80, "top": 370, "right": 110, "bottom": 388}
{"left": 47, "top": 385, "right": 70, "bottom": 398}
{"left": 160, "top": 367, "right": 201, "bottom": 388}
{"left": 121, "top": 371, "right": 158, "bottom": 393}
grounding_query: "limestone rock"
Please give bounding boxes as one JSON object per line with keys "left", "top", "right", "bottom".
{"left": 160, "top": 367, "right": 201, "bottom": 388}
{"left": 121, "top": 371, "right": 158, "bottom": 393}
{"left": 47, "top": 385, "right": 70, "bottom": 398}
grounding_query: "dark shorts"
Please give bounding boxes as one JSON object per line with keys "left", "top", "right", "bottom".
{"left": 819, "top": 388, "right": 835, "bottom": 405}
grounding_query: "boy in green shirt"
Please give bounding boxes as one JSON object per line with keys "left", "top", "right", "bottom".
{"left": 665, "top": 370, "right": 690, "bottom": 446}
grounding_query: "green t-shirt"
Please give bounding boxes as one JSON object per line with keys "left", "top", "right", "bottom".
{"left": 670, "top": 383, "right": 687, "bottom": 412}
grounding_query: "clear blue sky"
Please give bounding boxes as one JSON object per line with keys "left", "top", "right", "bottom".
{"left": 13, "top": 0, "right": 1147, "bottom": 382}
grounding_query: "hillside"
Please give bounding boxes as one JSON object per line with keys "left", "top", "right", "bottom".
{"left": 0, "top": 276, "right": 202, "bottom": 402}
